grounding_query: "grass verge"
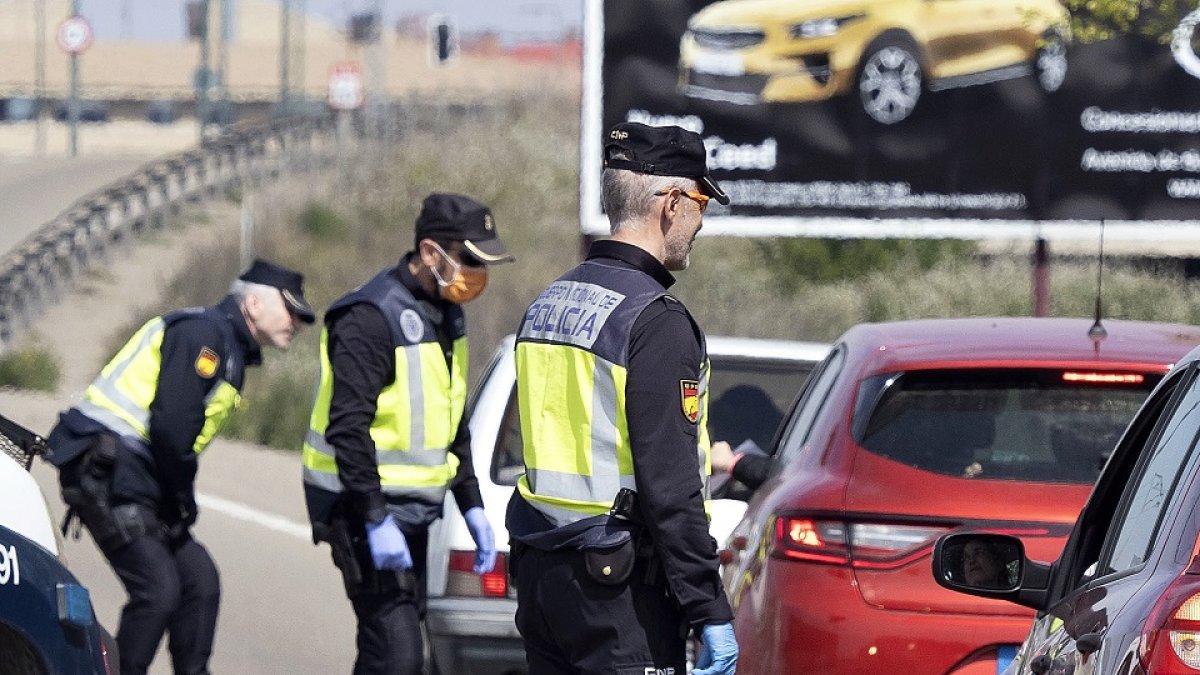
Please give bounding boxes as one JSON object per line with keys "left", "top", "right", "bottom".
{"left": 0, "top": 338, "right": 61, "bottom": 393}
{"left": 97, "top": 90, "right": 1200, "bottom": 450}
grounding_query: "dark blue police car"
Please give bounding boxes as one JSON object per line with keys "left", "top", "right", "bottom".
{"left": 0, "top": 414, "right": 115, "bottom": 674}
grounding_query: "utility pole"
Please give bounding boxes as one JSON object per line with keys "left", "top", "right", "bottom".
{"left": 366, "top": 0, "right": 385, "bottom": 133}
{"left": 68, "top": 0, "right": 81, "bottom": 158}
{"left": 197, "top": 0, "right": 212, "bottom": 142}
{"left": 280, "top": 0, "right": 291, "bottom": 115}
{"left": 120, "top": 0, "right": 132, "bottom": 38}
{"left": 217, "top": 0, "right": 231, "bottom": 128}
{"left": 295, "top": 0, "right": 306, "bottom": 106}
{"left": 34, "top": 0, "right": 46, "bottom": 156}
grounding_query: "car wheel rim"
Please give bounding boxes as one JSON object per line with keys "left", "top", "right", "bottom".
{"left": 860, "top": 46, "right": 922, "bottom": 124}
{"left": 1037, "top": 41, "right": 1067, "bottom": 92}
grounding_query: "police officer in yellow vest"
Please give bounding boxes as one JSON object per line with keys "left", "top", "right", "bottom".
{"left": 506, "top": 122, "right": 739, "bottom": 675}
{"left": 45, "top": 259, "right": 314, "bottom": 675}
{"left": 303, "top": 193, "right": 512, "bottom": 675}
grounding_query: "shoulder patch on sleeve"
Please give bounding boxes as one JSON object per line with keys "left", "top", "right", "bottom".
{"left": 195, "top": 347, "right": 220, "bottom": 379}
{"left": 680, "top": 379, "right": 700, "bottom": 423}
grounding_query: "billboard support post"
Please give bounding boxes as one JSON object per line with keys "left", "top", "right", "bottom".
{"left": 1033, "top": 238, "right": 1049, "bottom": 317}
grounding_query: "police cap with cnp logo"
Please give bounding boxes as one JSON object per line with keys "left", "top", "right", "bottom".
{"left": 415, "top": 193, "right": 515, "bottom": 264}
{"left": 603, "top": 122, "right": 730, "bottom": 205}
{"left": 238, "top": 258, "right": 316, "bottom": 323}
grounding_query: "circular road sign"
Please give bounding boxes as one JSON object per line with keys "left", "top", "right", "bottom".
{"left": 328, "top": 62, "right": 365, "bottom": 111}
{"left": 57, "top": 15, "right": 93, "bottom": 55}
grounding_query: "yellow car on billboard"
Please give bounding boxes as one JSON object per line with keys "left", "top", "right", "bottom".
{"left": 678, "top": 0, "right": 1070, "bottom": 124}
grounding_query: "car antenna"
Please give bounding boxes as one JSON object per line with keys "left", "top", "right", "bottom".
{"left": 1088, "top": 220, "right": 1107, "bottom": 341}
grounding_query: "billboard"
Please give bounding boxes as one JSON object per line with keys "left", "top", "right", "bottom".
{"left": 581, "top": 0, "right": 1200, "bottom": 240}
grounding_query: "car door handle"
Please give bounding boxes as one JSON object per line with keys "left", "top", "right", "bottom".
{"left": 1076, "top": 632, "right": 1103, "bottom": 655}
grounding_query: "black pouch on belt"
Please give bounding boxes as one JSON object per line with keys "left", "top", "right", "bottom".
{"left": 583, "top": 539, "right": 636, "bottom": 586}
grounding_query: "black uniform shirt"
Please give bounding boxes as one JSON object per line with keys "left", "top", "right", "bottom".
{"left": 509, "top": 239, "right": 734, "bottom": 629}
{"left": 324, "top": 256, "right": 483, "bottom": 529}
{"left": 114, "top": 295, "right": 261, "bottom": 511}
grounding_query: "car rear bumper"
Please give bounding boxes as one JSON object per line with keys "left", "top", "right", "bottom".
{"left": 426, "top": 596, "right": 526, "bottom": 675}
{"left": 734, "top": 562, "right": 1031, "bottom": 674}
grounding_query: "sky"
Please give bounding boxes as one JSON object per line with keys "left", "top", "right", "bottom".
{"left": 76, "top": 0, "right": 583, "bottom": 43}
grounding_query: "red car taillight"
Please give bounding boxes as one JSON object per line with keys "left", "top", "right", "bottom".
{"left": 1139, "top": 564, "right": 1200, "bottom": 673}
{"left": 446, "top": 550, "right": 509, "bottom": 598}
{"left": 772, "top": 515, "right": 951, "bottom": 569}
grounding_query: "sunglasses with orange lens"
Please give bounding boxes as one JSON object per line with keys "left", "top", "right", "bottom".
{"left": 654, "top": 188, "right": 711, "bottom": 212}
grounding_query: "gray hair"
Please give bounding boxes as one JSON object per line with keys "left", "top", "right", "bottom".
{"left": 228, "top": 279, "right": 281, "bottom": 305}
{"left": 602, "top": 151, "right": 697, "bottom": 234}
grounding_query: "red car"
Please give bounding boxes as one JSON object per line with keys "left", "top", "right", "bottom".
{"left": 721, "top": 317, "right": 1200, "bottom": 675}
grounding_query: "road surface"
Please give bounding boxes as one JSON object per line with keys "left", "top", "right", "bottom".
{"left": 0, "top": 167, "right": 361, "bottom": 672}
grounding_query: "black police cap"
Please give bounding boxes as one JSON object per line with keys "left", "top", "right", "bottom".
{"left": 238, "top": 258, "right": 315, "bottom": 323}
{"left": 414, "top": 193, "right": 515, "bottom": 264}
{"left": 603, "top": 122, "right": 730, "bottom": 205}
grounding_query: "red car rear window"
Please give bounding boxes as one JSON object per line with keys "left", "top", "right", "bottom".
{"left": 855, "top": 369, "right": 1160, "bottom": 484}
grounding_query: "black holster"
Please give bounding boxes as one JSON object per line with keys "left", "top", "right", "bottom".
{"left": 315, "top": 508, "right": 414, "bottom": 598}
{"left": 60, "top": 433, "right": 137, "bottom": 554}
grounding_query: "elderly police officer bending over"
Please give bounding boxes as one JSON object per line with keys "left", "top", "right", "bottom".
{"left": 45, "top": 259, "right": 314, "bottom": 675}
{"left": 506, "top": 122, "right": 739, "bottom": 675}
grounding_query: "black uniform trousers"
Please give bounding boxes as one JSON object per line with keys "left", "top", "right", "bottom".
{"left": 513, "top": 545, "right": 688, "bottom": 675}
{"left": 346, "top": 529, "right": 429, "bottom": 675}
{"left": 102, "top": 516, "right": 220, "bottom": 675}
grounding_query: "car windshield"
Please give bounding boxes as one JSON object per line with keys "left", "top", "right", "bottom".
{"left": 491, "top": 355, "right": 816, "bottom": 486}
{"left": 854, "top": 368, "right": 1159, "bottom": 483}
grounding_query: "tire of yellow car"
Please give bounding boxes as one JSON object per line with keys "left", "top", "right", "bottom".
{"left": 855, "top": 31, "right": 925, "bottom": 126}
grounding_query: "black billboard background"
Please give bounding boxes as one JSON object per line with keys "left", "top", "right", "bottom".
{"left": 601, "top": 0, "right": 1200, "bottom": 222}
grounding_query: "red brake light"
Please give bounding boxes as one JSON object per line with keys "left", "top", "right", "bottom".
{"left": 1062, "top": 371, "right": 1145, "bottom": 385}
{"left": 771, "top": 515, "right": 950, "bottom": 569}
{"left": 1140, "top": 564, "right": 1200, "bottom": 673}
{"left": 446, "top": 550, "right": 509, "bottom": 598}
{"left": 773, "top": 517, "right": 850, "bottom": 565}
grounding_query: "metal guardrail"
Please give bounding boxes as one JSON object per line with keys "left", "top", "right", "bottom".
{"left": 0, "top": 114, "right": 337, "bottom": 352}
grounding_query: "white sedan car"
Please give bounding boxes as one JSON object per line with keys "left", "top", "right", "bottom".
{"left": 424, "top": 335, "right": 830, "bottom": 675}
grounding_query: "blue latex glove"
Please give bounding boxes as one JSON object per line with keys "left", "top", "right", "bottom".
{"left": 463, "top": 506, "right": 497, "bottom": 574}
{"left": 365, "top": 516, "right": 412, "bottom": 571}
{"left": 694, "top": 623, "right": 738, "bottom": 675}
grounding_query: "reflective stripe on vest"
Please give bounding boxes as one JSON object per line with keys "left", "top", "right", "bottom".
{"left": 514, "top": 262, "right": 711, "bottom": 528}
{"left": 76, "top": 316, "right": 242, "bottom": 453}
{"left": 301, "top": 277, "right": 467, "bottom": 503}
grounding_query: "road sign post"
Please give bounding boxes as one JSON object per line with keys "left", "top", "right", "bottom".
{"left": 328, "top": 62, "right": 364, "bottom": 154}
{"left": 56, "top": 12, "right": 92, "bottom": 158}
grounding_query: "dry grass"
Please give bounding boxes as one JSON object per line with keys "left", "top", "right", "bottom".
{"left": 121, "top": 89, "right": 1200, "bottom": 449}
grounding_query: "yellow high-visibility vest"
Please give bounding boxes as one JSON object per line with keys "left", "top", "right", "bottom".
{"left": 514, "top": 261, "right": 711, "bottom": 528}
{"left": 302, "top": 270, "right": 467, "bottom": 505}
{"left": 76, "top": 309, "right": 244, "bottom": 454}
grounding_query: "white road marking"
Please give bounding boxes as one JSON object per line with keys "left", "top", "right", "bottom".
{"left": 196, "top": 492, "right": 310, "bottom": 541}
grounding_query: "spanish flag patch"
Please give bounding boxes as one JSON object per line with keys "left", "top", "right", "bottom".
{"left": 680, "top": 379, "right": 700, "bottom": 424}
{"left": 195, "top": 347, "right": 220, "bottom": 379}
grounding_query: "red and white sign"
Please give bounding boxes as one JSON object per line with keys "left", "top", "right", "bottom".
{"left": 56, "top": 15, "right": 93, "bottom": 55}
{"left": 327, "top": 62, "right": 365, "bottom": 111}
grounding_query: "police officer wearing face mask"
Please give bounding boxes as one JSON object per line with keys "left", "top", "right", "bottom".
{"left": 303, "top": 192, "right": 513, "bottom": 675}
